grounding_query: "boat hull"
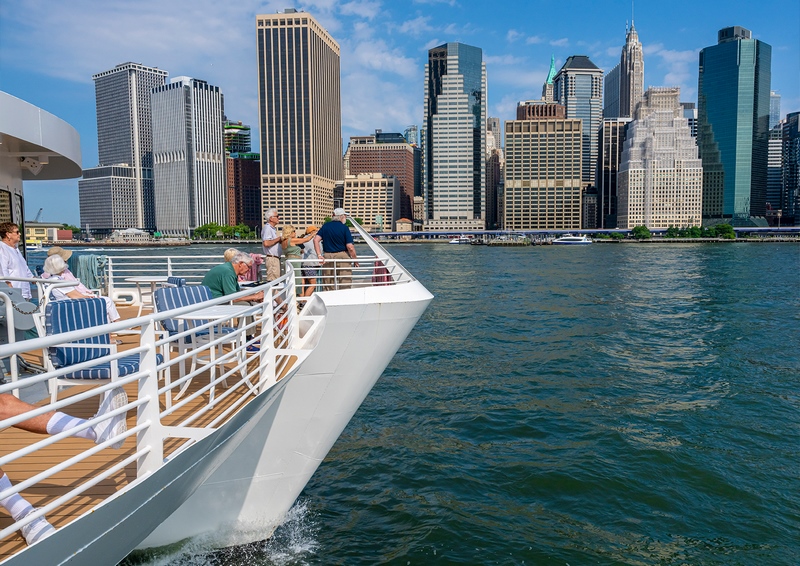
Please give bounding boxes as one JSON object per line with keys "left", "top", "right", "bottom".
{"left": 137, "top": 280, "right": 433, "bottom": 549}
{"left": 7, "top": 375, "right": 293, "bottom": 566}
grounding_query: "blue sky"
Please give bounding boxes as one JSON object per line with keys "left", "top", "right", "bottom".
{"left": 1, "top": 0, "right": 798, "bottom": 226}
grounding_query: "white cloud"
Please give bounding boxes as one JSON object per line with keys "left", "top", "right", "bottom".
{"left": 345, "top": 39, "right": 418, "bottom": 78}
{"left": 525, "top": 36, "right": 544, "bottom": 45}
{"left": 506, "top": 29, "right": 523, "bottom": 42}
{"left": 397, "top": 15, "right": 435, "bottom": 37}
{"left": 341, "top": 71, "right": 421, "bottom": 136}
{"left": 647, "top": 46, "right": 699, "bottom": 100}
{"left": 340, "top": 0, "right": 382, "bottom": 20}
{"left": 549, "top": 37, "right": 569, "bottom": 47}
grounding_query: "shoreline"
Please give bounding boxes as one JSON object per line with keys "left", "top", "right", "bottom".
{"left": 39, "top": 237, "right": 799, "bottom": 248}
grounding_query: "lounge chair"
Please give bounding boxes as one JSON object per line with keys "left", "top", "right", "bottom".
{"left": 34, "top": 297, "right": 162, "bottom": 403}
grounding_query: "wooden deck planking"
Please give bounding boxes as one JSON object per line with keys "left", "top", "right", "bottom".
{"left": 0, "top": 349, "right": 290, "bottom": 560}
{"left": 0, "top": 298, "right": 300, "bottom": 559}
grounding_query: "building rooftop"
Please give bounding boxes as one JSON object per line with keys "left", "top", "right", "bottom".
{"left": 559, "top": 55, "right": 600, "bottom": 71}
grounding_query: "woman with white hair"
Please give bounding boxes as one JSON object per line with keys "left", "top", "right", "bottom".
{"left": 43, "top": 255, "right": 121, "bottom": 323}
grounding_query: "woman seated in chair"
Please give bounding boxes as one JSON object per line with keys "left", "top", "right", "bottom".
{"left": 43, "top": 255, "right": 120, "bottom": 323}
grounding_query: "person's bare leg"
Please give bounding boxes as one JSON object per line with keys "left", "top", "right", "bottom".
{"left": 0, "top": 394, "right": 54, "bottom": 434}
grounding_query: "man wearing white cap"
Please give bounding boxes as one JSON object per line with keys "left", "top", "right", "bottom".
{"left": 313, "top": 208, "right": 358, "bottom": 291}
{"left": 261, "top": 208, "right": 286, "bottom": 282}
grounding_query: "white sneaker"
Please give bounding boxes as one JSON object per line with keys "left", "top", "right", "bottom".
{"left": 92, "top": 387, "right": 128, "bottom": 449}
{"left": 20, "top": 510, "right": 55, "bottom": 545}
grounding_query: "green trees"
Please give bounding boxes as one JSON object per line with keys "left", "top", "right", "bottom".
{"left": 62, "top": 224, "right": 81, "bottom": 235}
{"left": 631, "top": 225, "right": 652, "bottom": 239}
{"left": 663, "top": 224, "right": 735, "bottom": 239}
{"left": 192, "top": 223, "right": 256, "bottom": 240}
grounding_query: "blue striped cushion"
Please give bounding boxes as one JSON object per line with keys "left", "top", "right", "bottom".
{"left": 166, "top": 276, "right": 186, "bottom": 287}
{"left": 60, "top": 353, "right": 164, "bottom": 379}
{"left": 154, "top": 285, "right": 214, "bottom": 335}
{"left": 46, "top": 298, "right": 109, "bottom": 368}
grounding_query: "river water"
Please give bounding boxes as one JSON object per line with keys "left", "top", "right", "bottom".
{"left": 68, "top": 242, "right": 798, "bottom": 565}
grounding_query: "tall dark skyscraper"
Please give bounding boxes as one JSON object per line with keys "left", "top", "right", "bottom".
{"left": 698, "top": 26, "right": 771, "bottom": 225}
{"left": 256, "top": 9, "right": 342, "bottom": 228}
{"left": 422, "top": 42, "right": 487, "bottom": 231}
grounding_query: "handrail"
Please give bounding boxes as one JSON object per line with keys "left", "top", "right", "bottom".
{"left": 0, "top": 269, "right": 326, "bottom": 550}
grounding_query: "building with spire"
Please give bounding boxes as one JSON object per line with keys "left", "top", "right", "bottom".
{"left": 542, "top": 55, "right": 556, "bottom": 103}
{"left": 553, "top": 55, "right": 603, "bottom": 186}
{"left": 421, "top": 42, "right": 487, "bottom": 231}
{"left": 618, "top": 23, "right": 644, "bottom": 119}
{"left": 618, "top": 87, "right": 703, "bottom": 229}
{"left": 698, "top": 26, "right": 771, "bottom": 226}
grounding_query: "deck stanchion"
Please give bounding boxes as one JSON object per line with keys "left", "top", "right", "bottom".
{"left": 137, "top": 318, "right": 165, "bottom": 477}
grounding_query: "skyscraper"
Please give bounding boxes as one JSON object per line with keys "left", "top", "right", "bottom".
{"left": 698, "top": 26, "right": 771, "bottom": 225}
{"left": 422, "top": 42, "right": 487, "bottom": 231}
{"left": 224, "top": 120, "right": 261, "bottom": 230}
{"left": 596, "top": 117, "right": 631, "bottom": 228}
{"left": 617, "top": 88, "right": 703, "bottom": 229}
{"left": 605, "top": 23, "right": 644, "bottom": 120}
{"left": 553, "top": 55, "right": 603, "bottom": 185}
{"left": 782, "top": 112, "right": 800, "bottom": 225}
{"left": 256, "top": 9, "right": 342, "bottom": 228}
{"left": 151, "top": 77, "right": 227, "bottom": 236}
{"left": 79, "top": 62, "right": 167, "bottom": 234}
{"left": 346, "top": 131, "right": 418, "bottom": 221}
{"left": 769, "top": 91, "right": 781, "bottom": 129}
{"left": 504, "top": 101, "right": 583, "bottom": 230}
{"left": 618, "top": 23, "right": 644, "bottom": 119}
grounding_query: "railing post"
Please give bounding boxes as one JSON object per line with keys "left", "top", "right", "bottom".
{"left": 137, "top": 318, "right": 164, "bottom": 477}
{"left": 258, "top": 298, "right": 275, "bottom": 393}
{"left": 167, "top": 257, "right": 173, "bottom": 276}
{"left": 107, "top": 258, "right": 115, "bottom": 298}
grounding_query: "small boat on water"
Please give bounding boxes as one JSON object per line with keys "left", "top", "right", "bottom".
{"left": 0, "top": 221, "right": 432, "bottom": 563}
{"left": 24, "top": 242, "right": 43, "bottom": 252}
{"left": 449, "top": 235, "right": 474, "bottom": 244}
{"left": 552, "top": 234, "right": 592, "bottom": 245}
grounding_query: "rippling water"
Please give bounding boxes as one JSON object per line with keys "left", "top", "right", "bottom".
{"left": 118, "top": 242, "right": 799, "bottom": 565}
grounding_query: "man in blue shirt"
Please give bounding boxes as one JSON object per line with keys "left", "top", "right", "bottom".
{"left": 313, "top": 208, "right": 358, "bottom": 291}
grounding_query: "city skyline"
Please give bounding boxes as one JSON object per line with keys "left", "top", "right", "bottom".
{"left": 0, "top": 0, "right": 798, "bottom": 225}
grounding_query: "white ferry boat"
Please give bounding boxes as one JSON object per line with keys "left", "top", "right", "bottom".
{"left": 552, "top": 234, "right": 592, "bottom": 245}
{"left": 0, "top": 221, "right": 432, "bottom": 563}
{"left": 449, "top": 235, "right": 474, "bottom": 244}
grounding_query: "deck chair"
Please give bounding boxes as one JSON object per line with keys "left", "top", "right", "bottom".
{"left": 153, "top": 285, "right": 239, "bottom": 400}
{"left": 162, "top": 276, "right": 187, "bottom": 288}
{"left": 37, "top": 298, "right": 162, "bottom": 403}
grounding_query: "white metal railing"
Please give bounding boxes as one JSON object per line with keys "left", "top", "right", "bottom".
{"left": 0, "top": 271, "right": 322, "bottom": 548}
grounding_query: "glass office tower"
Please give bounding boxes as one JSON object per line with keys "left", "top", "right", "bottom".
{"left": 698, "top": 26, "right": 771, "bottom": 225}
{"left": 553, "top": 55, "right": 604, "bottom": 186}
{"left": 422, "top": 42, "right": 487, "bottom": 231}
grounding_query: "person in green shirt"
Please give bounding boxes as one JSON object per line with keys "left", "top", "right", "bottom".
{"left": 202, "top": 251, "right": 264, "bottom": 303}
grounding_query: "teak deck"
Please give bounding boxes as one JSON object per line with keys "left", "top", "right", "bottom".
{"left": 0, "top": 304, "right": 296, "bottom": 560}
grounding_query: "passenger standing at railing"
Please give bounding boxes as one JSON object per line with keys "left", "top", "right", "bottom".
{"left": 0, "top": 388, "right": 128, "bottom": 545}
{"left": 282, "top": 225, "right": 317, "bottom": 294}
{"left": 313, "top": 208, "right": 359, "bottom": 291}
{"left": 0, "top": 223, "right": 34, "bottom": 300}
{"left": 261, "top": 209, "right": 287, "bottom": 282}
{"left": 300, "top": 226, "right": 319, "bottom": 297}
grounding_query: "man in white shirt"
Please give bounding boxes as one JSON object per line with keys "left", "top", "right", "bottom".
{"left": 260, "top": 208, "right": 285, "bottom": 281}
{"left": 0, "top": 223, "right": 34, "bottom": 299}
